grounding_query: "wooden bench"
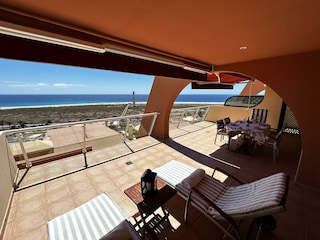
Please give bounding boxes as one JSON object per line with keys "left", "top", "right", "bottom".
{"left": 16, "top": 146, "right": 93, "bottom": 169}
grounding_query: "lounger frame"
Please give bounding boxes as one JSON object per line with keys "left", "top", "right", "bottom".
{"left": 154, "top": 161, "right": 290, "bottom": 240}
{"left": 178, "top": 169, "right": 290, "bottom": 240}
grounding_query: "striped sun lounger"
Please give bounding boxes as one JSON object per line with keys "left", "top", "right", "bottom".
{"left": 47, "top": 193, "right": 137, "bottom": 240}
{"left": 153, "top": 160, "right": 290, "bottom": 240}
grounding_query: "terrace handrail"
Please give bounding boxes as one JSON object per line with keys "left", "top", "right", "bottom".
{"left": 1, "top": 112, "right": 159, "bottom": 136}
{"left": 170, "top": 105, "right": 211, "bottom": 127}
{"left": 1, "top": 112, "right": 159, "bottom": 176}
{"left": 170, "top": 105, "right": 212, "bottom": 113}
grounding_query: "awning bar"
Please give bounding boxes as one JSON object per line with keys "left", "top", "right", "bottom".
{"left": 0, "top": 8, "right": 213, "bottom": 74}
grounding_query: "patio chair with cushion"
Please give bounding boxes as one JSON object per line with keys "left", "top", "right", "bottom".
{"left": 215, "top": 119, "right": 229, "bottom": 144}
{"left": 223, "top": 117, "right": 231, "bottom": 125}
{"left": 47, "top": 193, "right": 141, "bottom": 240}
{"left": 261, "top": 126, "right": 284, "bottom": 162}
{"left": 154, "top": 160, "right": 289, "bottom": 240}
{"left": 250, "top": 108, "right": 268, "bottom": 123}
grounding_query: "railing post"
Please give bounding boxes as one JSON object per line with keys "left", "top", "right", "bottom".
{"left": 16, "top": 133, "right": 32, "bottom": 168}
{"left": 83, "top": 123, "right": 88, "bottom": 168}
{"left": 193, "top": 108, "right": 200, "bottom": 123}
{"left": 123, "top": 118, "right": 130, "bottom": 143}
{"left": 177, "top": 110, "right": 186, "bottom": 128}
{"left": 148, "top": 114, "right": 158, "bottom": 136}
{"left": 203, "top": 106, "right": 210, "bottom": 120}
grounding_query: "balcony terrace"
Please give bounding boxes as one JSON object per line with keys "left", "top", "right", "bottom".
{"left": 1, "top": 109, "right": 319, "bottom": 240}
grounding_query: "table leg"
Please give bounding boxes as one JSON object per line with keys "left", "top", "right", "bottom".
{"left": 139, "top": 206, "right": 173, "bottom": 239}
{"left": 161, "top": 206, "right": 173, "bottom": 228}
{"left": 228, "top": 131, "right": 239, "bottom": 149}
{"left": 248, "top": 138, "right": 254, "bottom": 155}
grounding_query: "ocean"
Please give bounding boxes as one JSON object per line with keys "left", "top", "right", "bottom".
{"left": 0, "top": 94, "right": 231, "bottom": 108}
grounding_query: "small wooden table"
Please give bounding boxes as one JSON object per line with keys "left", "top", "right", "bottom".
{"left": 124, "top": 179, "right": 177, "bottom": 239}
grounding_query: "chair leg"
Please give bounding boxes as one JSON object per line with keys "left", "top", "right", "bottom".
{"left": 273, "top": 145, "right": 277, "bottom": 162}
{"left": 256, "top": 218, "right": 264, "bottom": 240}
{"left": 214, "top": 134, "right": 218, "bottom": 144}
{"left": 184, "top": 193, "right": 192, "bottom": 223}
{"left": 247, "top": 217, "right": 264, "bottom": 240}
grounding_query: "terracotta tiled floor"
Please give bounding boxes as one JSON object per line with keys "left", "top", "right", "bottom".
{"left": 3, "top": 122, "right": 216, "bottom": 240}
{"left": 3, "top": 121, "right": 320, "bottom": 239}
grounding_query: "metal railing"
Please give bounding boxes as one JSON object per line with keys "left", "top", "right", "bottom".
{"left": 1, "top": 112, "right": 159, "bottom": 190}
{"left": 170, "top": 105, "right": 211, "bottom": 128}
{"left": 1, "top": 105, "right": 211, "bottom": 190}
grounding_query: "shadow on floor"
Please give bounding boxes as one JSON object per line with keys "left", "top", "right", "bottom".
{"left": 157, "top": 133, "right": 319, "bottom": 240}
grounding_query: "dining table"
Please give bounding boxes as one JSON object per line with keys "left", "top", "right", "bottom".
{"left": 226, "top": 120, "right": 271, "bottom": 154}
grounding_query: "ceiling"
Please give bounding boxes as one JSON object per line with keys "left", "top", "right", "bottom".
{"left": 1, "top": 1, "right": 320, "bottom": 82}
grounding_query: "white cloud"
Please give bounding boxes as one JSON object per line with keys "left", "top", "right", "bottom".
{"left": 1, "top": 80, "right": 86, "bottom": 88}
{"left": 53, "top": 83, "right": 86, "bottom": 87}
{"left": 7, "top": 82, "right": 49, "bottom": 87}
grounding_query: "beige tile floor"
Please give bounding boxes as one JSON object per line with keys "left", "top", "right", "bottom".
{"left": 4, "top": 120, "right": 320, "bottom": 240}
{"left": 3, "top": 121, "right": 217, "bottom": 240}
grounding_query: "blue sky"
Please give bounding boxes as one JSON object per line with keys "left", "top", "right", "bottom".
{"left": 0, "top": 58, "right": 244, "bottom": 95}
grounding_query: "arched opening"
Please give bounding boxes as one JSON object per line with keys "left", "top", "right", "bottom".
{"left": 145, "top": 70, "right": 303, "bottom": 186}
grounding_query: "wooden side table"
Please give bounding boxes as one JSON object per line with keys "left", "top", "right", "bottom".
{"left": 124, "top": 179, "right": 177, "bottom": 239}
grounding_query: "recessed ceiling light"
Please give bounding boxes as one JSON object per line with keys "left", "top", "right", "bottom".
{"left": 240, "top": 46, "right": 248, "bottom": 50}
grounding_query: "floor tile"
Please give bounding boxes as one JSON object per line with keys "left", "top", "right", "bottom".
{"left": 72, "top": 188, "right": 98, "bottom": 206}
{"left": 15, "top": 197, "right": 46, "bottom": 219}
{"left": 46, "top": 198, "right": 76, "bottom": 220}
{"left": 11, "top": 211, "right": 46, "bottom": 238}
{"left": 12, "top": 224, "right": 48, "bottom": 240}
{"left": 18, "top": 184, "right": 45, "bottom": 204}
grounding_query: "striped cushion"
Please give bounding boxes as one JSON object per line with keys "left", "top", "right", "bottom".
{"left": 177, "top": 174, "right": 227, "bottom": 211}
{"left": 154, "top": 160, "right": 197, "bottom": 187}
{"left": 178, "top": 172, "right": 286, "bottom": 219}
{"left": 47, "top": 193, "right": 126, "bottom": 240}
{"left": 214, "top": 172, "right": 287, "bottom": 216}
{"left": 251, "top": 108, "right": 268, "bottom": 123}
{"left": 195, "top": 175, "right": 226, "bottom": 206}
{"left": 155, "top": 161, "right": 287, "bottom": 221}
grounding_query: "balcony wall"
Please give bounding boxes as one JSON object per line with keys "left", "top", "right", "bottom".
{"left": 215, "top": 51, "right": 320, "bottom": 190}
{"left": 0, "top": 133, "right": 17, "bottom": 238}
{"left": 205, "top": 86, "right": 283, "bottom": 130}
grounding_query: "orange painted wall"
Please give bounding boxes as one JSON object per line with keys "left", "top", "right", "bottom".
{"left": 215, "top": 51, "right": 320, "bottom": 190}
{"left": 144, "top": 77, "right": 191, "bottom": 139}
{"left": 240, "top": 80, "right": 265, "bottom": 96}
{"left": 205, "top": 85, "right": 283, "bottom": 130}
{"left": 147, "top": 51, "right": 320, "bottom": 190}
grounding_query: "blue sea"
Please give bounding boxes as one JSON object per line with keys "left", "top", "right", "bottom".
{"left": 0, "top": 94, "right": 232, "bottom": 108}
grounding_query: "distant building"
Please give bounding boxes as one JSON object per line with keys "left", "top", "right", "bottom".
{"left": 132, "top": 91, "right": 136, "bottom": 107}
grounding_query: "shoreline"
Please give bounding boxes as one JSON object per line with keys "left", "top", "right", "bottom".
{"left": 0, "top": 102, "right": 222, "bottom": 126}
{"left": 0, "top": 101, "right": 223, "bottom": 110}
